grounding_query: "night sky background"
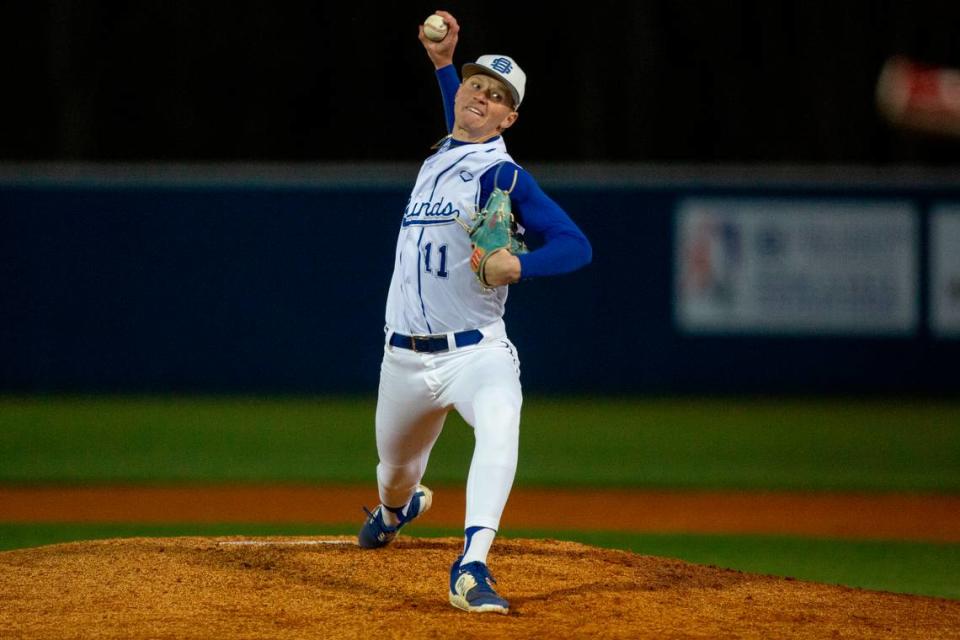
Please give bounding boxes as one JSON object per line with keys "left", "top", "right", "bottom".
{"left": 3, "top": 0, "right": 959, "bottom": 164}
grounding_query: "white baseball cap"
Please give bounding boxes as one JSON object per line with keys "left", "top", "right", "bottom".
{"left": 461, "top": 55, "right": 526, "bottom": 108}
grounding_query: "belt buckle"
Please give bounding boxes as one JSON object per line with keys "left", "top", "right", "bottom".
{"left": 410, "top": 335, "right": 428, "bottom": 353}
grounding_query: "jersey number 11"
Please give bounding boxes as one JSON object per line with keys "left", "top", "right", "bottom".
{"left": 423, "top": 242, "right": 449, "bottom": 278}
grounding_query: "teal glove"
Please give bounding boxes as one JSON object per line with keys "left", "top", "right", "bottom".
{"left": 467, "top": 182, "right": 528, "bottom": 288}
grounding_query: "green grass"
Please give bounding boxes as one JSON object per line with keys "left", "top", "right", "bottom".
{"left": 546, "top": 531, "right": 960, "bottom": 601}
{"left": 1, "top": 524, "right": 956, "bottom": 600}
{"left": 1, "top": 396, "right": 959, "bottom": 490}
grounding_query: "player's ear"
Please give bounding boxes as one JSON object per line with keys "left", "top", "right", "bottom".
{"left": 497, "top": 111, "right": 519, "bottom": 132}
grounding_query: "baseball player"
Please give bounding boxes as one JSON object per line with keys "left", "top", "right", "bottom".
{"left": 358, "top": 10, "right": 592, "bottom": 614}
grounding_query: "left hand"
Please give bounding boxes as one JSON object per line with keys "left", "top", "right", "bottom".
{"left": 473, "top": 248, "right": 521, "bottom": 287}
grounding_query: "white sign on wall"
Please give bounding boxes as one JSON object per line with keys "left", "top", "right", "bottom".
{"left": 675, "top": 198, "right": 919, "bottom": 335}
{"left": 930, "top": 204, "right": 960, "bottom": 338}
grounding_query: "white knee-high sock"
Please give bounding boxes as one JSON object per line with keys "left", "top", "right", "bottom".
{"left": 463, "top": 388, "right": 520, "bottom": 531}
{"left": 461, "top": 526, "right": 496, "bottom": 565}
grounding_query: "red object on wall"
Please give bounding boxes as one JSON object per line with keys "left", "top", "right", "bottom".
{"left": 876, "top": 56, "right": 960, "bottom": 138}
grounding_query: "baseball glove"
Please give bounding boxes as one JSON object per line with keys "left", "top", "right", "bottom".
{"left": 465, "top": 166, "right": 528, "bottom": 288}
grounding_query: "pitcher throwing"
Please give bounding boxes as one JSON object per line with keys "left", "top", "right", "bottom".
{"left": 358, "top": 10, "right": 592, "bottom": 614}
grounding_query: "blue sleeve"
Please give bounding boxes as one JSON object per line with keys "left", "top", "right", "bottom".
{"left": 436, "top": 65, "right": 459, "bottom": 133}
{"left": 479, "top": 163, "right": 592, "bottom": 279}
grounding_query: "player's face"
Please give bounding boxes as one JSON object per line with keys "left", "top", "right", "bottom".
{"left": 453, "top": 73, "right": 518, "bottom": 142}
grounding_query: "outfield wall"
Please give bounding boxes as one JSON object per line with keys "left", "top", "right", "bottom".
{"left": 2, "top": 164, "right": 958, "bottom": 394}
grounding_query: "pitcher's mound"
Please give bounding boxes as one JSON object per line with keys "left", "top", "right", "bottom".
{"left": 1, "top": 536, "right": 957, "bottom": 639}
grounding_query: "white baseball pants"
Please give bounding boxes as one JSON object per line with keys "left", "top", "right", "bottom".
{"left": 375, "top": 321, "right": 522, "bottom": 531}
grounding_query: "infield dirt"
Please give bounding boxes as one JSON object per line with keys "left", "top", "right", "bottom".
{"left": 3, "top": 485, "right": 960, "bottom": 542}
{"left": 2, "top": 536, "right": 958, "bottom": 640}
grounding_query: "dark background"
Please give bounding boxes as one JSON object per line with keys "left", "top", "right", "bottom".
{"left": 3, "top": 1, "right": 959, "bottom": 395}
{"left": 3, "top": 0, "right": 959, "bottom": 164}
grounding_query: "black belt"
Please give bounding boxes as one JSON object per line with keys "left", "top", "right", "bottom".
{"left": 389, "top": 329, "right": 483, "bottom": 353}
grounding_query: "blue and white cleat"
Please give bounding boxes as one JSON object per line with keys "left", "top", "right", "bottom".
{"left": 448, "top": 555, "right": 510, "bottom": 614}
{"left": 357, "top": 484, "right": 433, "bottom": 549}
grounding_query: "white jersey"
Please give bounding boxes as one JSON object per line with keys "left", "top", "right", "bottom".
{"left": 385, "top": 137, "right": 517, "bottom": 335}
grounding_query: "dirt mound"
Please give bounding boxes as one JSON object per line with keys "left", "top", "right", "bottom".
{"left": 1, "top": 537, "right": 957, "bottom": 639}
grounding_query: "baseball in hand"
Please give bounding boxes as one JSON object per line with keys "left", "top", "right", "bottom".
{"left": 423, "top": 14, "right": 448, "bottom": 42}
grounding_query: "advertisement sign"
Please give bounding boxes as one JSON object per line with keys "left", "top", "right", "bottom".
{"left": 930, "top": 204, "right": 960, "bottom": 338}
{"left": 675, "top": 198, "right": 918, "bottom": 335}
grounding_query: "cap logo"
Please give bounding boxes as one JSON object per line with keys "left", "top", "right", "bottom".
{"left": 490, "top": 57, "right": 513, "bottom": 74}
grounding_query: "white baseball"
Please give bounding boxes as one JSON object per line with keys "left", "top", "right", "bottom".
{"left": 423, "top": 14, "right": 448, "bottom": 42}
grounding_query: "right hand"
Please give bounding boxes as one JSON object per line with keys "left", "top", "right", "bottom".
{"left": 418, "top": 10, "right": 459, "bottom": 70}
{"left": 474, "top": 248, "right": 521, "bottom": 287}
